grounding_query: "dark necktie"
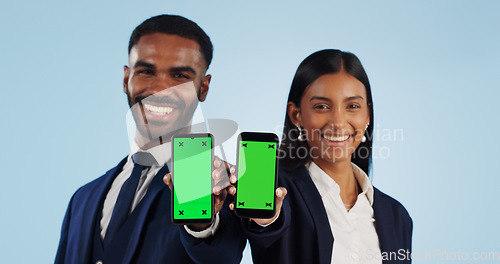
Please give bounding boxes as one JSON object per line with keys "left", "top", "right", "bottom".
{"left": 104, "top": 152, "right": 155, "bottom": 245}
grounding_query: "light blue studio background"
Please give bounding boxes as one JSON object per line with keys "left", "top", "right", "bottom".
{"left": 1, "top": 0, "right": 499, "bottom": 263}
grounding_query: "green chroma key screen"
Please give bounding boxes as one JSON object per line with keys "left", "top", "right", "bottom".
{"left": 236, "top": 141, "right": 277, "bottom": 210}
{"left": 173, "top": 136, "right": 212, "bottom": 220}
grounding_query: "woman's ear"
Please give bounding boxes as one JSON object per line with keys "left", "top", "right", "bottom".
{"left": 287, "top": 102, "right": 302, "bottom": 125}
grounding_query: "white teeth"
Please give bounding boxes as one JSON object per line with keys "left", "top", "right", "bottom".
{"left": 143, "top": 103, "right": 173, "bottom": 115}
{"left": 324, "top": 135, "right": 349, "bottom": 142}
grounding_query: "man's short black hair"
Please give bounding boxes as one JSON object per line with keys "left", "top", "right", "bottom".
{"left": 128, "top": 14, "right": 213, "bottom": 68}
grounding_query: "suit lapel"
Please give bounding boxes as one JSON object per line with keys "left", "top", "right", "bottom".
{"left": 121, "top": 164, "right": 170, "bottom": 263}
{"left": 372, "top": 188, "right": 397, "bottom": 259}
{"left": 290, "top": 167, "right": 334, "bottom": 264}
{"left": 75, "top": 158, "right": 127, "bottom": 263}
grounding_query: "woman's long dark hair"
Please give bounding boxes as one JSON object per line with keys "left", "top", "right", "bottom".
{"left": 279, "top": 49, "right": 374, "bottom": 175}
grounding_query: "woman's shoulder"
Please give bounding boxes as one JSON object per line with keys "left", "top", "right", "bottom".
{"left": 372, "top": 187, "right": 412, "bottom": 222}
{"left": 278, "top": 165, "right": 309, "bottom": 182}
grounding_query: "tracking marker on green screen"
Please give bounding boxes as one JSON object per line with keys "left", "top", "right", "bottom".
{"left": 172, "top": 134, "right": 213, "bottom": 224}
{"left": 236, "top": 141, "right": 277, "bottom": 210}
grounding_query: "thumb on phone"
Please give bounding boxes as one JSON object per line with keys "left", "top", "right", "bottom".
{"left": 252, "top": 187, "right": 287, "bottom": 226}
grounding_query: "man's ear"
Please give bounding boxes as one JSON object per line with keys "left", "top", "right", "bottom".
{"left": 287, "top": 102, "right": 302, "bottom": 125}
{"left": 123, "top": 65, "right": 130, "bottom": 94}
{"left": 198, "top": 74, "right": 211, "bottom": 102}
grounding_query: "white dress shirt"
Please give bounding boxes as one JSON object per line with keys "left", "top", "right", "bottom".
{"left": 307, "top": 162, "right": 382, "bottom": 264}
{"left": 100, "top": 141, "right": 218, "bottom": 239}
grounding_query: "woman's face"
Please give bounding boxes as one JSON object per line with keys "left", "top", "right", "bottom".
{"left": 288, "top": 71, "right": 370, "bottom": 166}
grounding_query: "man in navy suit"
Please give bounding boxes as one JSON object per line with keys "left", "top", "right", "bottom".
{"left": 55, "top": 14, "right": 246, "bottom": 264}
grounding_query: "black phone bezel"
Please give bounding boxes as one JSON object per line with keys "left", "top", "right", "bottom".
{"left": 171, "top": 133, "right": 215, "bottom": 225}
{"left": 234, "top": 132, "right": 279, "bottom": 219}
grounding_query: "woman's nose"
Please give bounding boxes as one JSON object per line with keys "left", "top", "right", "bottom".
{"left": 329, "top": 109, "right": 346, "bottom": 129}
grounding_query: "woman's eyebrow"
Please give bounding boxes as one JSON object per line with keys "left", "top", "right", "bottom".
{"left": 309, "top": 96, "right": 365, "bottom": 102}
{"left": 310, "top": 96, "right": 331, "bottom": 102}
{"left": 344, "top": 95, "right": 365, "bottom": 102}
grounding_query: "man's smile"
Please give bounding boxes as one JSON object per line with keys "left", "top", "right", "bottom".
{"left": 143, "top": 103, "right": 174, "bottom": 116}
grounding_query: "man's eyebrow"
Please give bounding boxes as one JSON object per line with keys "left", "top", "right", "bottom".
{"left": 133, "top": 61, "right": 155, "bottom": 69}
{"left": 170, "top": 66, "right": 196, "bottom": 75}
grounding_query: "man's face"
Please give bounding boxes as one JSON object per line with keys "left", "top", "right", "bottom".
{"left": 124, "top": 33, "right": 211, "bottom": 144}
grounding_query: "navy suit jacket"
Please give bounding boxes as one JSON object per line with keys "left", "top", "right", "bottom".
{"left": 55, "top": 157, "right": 246, "bottom": 264}
{"left": 243, "top": 166, "right": 413, "bottom": 264}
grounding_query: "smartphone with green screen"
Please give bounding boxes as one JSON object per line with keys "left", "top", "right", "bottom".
{"left": 171, "top": 133, "right": 214, "bottom": 224}
{"left": 235, "top": 132, "right": 279, "bottom": 219}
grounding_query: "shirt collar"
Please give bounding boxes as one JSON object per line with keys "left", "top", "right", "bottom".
{"left": 307, "top": 161, "right": 341, "bottom": 195}
{"left": 306, "top": 161, "right": 374, "bottom": 205}
{"left": 351, "top": 162, "right": 374, "bottom": 205}
{"left": 129, "top": 140, "right": 171, "bottom": 167}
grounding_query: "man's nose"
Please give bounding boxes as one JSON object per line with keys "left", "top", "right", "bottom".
{"left": 150, "top": 74, "right": 174, "bottom": 93}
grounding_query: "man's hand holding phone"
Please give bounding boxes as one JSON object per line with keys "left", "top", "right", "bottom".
{"left": 164, "top": 154, "right": 286, "bottom": 227}
{"left": 164, "top": 155, "right": 235, "bottom": 231}
{"left": 212, "top": 156, "right": 236, "bottom": 217}
{"left": 164, "top": 132, "right": 288, "bottom": 231}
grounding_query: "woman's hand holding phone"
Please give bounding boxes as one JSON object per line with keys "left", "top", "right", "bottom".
{"left": 164, "top": 149, "right": 287, "bottom": 227}
{"left": 227, "top": 171, "right": 288, "bottom": 226}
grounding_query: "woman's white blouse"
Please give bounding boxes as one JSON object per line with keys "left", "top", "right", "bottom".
{"left": 307, "top": 162, "right": 382, "bottom": 264}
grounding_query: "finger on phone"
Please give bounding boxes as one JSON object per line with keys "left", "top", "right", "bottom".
{"left": 212, "top": 165, "right": 228, "bottom": 182}
{"left": 163, "top": 173, "right": 172, "bottom": 190}
{"left": 214, "top": 156, "right": 222, "bottom": 168}
{"left": 213, "top": 185, "right": 222, "bottom": 195}
{"left": 229, "top": 185, "right": 236, "bottom": 196}
{"left": 215, "top": 190, "right": 227, "bottom": 203}
{"left": 229, "top": 166, "right": 236, "bottom": 184}
{"left": 275, "top": 187, "right": 287, "bottom": 207}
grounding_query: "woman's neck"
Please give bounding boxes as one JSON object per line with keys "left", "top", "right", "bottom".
{"left": 313, "top": 158, "right": 359, "bottom": 209}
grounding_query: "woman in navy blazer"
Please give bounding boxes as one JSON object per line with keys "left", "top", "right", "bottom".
{"left": 238, "top": 49, "right": 412, "bottom": 264}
